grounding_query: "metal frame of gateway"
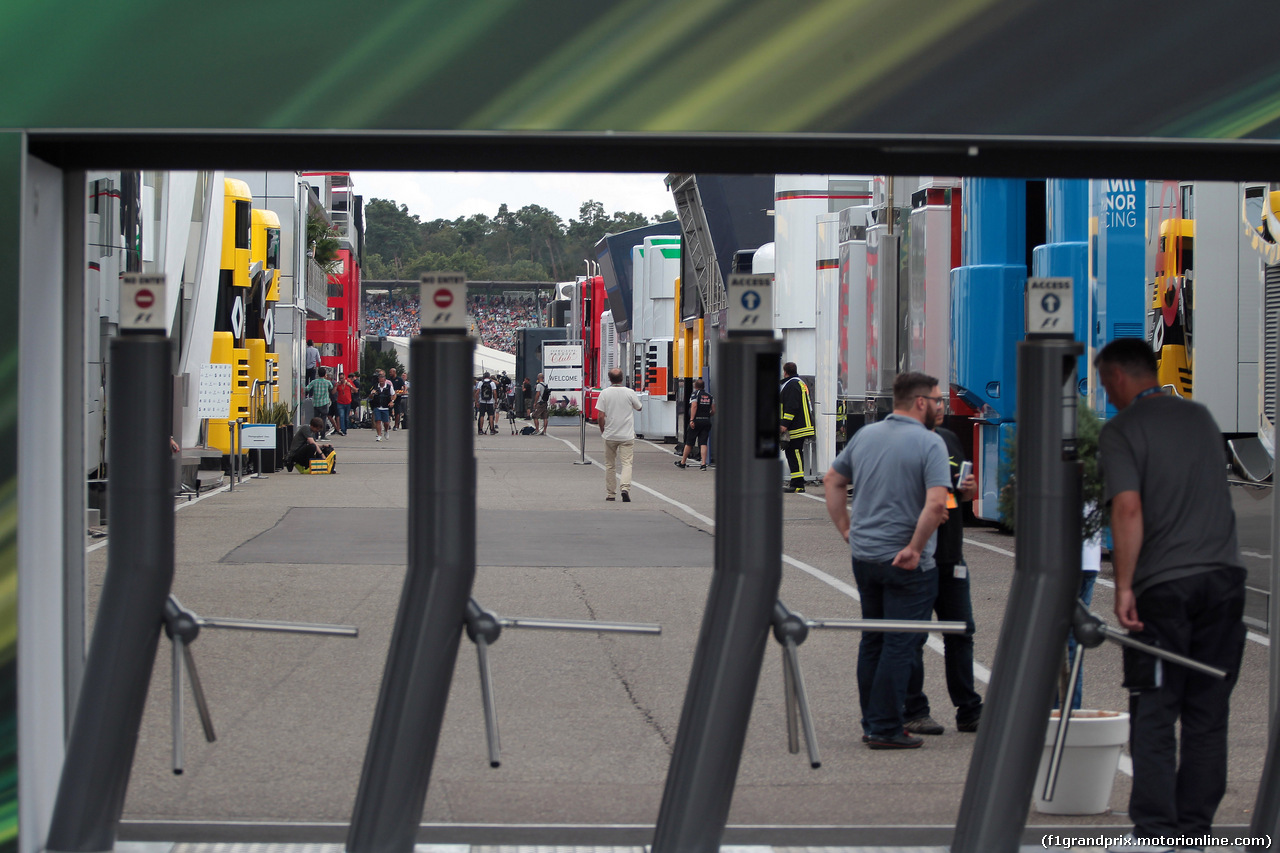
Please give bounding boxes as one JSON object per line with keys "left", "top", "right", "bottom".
{"left": 18, "top": 128, "right": 1280, "bottom": 852}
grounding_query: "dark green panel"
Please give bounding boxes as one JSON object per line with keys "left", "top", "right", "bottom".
{"left": 0, "top": 132, "right": 20, "bottom": 853}
{"left": 0, "top": 0, "right": 1278, "bottom": 139}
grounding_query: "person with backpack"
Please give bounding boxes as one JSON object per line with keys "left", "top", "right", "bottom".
{"left": 475, "top": 372, "right": 499, "bottom": 435}
{"left": 370, "top": 370, "right": 393, "bottom": 441}
{"left": 532, "top": 373, "right": 551, "bottom": 435}
{"left": 676, "top": 378, "right": 715, "bottom": 470}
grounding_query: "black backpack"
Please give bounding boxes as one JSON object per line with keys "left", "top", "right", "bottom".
{"left": 480, "top": 381, "right": 494, "bottom": 402}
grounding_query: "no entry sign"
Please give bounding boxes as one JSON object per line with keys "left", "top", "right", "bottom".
{"left": 120, "top": 273, "right": 166, "bottom": 333}
{"left": 420, "top": 272, "right": 467, "bottom": 331}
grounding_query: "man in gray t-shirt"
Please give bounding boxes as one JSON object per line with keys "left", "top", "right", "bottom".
{"left": 824, "top": 372, "right": 950, "bottom": 749}
{"left": 1096, "top": 338, "right": 1245, "bottom": 843}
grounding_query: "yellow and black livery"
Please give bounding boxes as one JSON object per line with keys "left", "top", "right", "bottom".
{"left": 1151, "top": 217, "right": 1194, "bottom": 398}
{"left": 209, "top": 178, "right": 253, "bottom": 454}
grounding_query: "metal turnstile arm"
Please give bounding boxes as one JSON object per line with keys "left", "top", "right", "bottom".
{"left": 163, "top": 595, "right": 358, "bottom": 775}
{"left": 464, "top": 597, "right": 661, "bottom": 768}
{"left": 770, "top": 600, "right": 969, "bottom": 768}
{"left": 1040, "top": 600, "right": 1228, "bottom": 802}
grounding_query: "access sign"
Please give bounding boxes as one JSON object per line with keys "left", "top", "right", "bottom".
{"left": 121, "top": 273, "right": 167, "bottom": 333}
{"left": 1025, "top": 277, "right": 1074, "bottom": 338}
{"left": 420, "top": 272, "right": 467, "bottom": 330}
{"left": 727, "top": 274, "right": 774, "bottom": 335}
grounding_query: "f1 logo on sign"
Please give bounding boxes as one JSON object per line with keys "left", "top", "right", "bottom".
{"left": 420, "top": 272, "right": 467, "bottom": 330}
{"left": 1026, "top": 277, "right": 1074, "bottom": 338}
{"left": 727, "top": 274, "right": 773, "bottom": 334}
{"left": 121, "top": 273, "right": 167, "bottom": 333}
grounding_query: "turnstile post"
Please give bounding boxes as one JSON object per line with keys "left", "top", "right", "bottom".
{"left": 46, "top": 334, "right": 174, "bottom": 853}
{"left": 952, "top": 337, "right": 1084, "bottom": 853}
{"left": 346, "top": 330, "right": 476, "bottom": 853}
{"left": 651, "top": 334, "right": 783, "bottom": 853}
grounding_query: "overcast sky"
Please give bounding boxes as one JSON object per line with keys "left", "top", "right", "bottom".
{"left": 347, "top": 171, "right": 676, "bottom": 225}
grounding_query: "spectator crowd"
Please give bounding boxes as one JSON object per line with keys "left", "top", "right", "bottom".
{"left": 363, "top": 293, "right": 420, "bottom": 336}
{"left": 468, "top": 292, "right": 543, "bottom": 353}
{"left": 361, "top": 291, "right": 543, "bottom": 353}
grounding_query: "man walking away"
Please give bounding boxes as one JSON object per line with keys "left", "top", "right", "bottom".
{"left": 903, "top": 410, "right": 982, "bottom": 736}
{"left": 533, "top": 373, "right": 551, "bottom": 435}
{"left": 305, "top": 339, "right": 320, "bottom": 384}
{"left": 595, "top": 368, "right": 642, "bottom": 503}
{"left": 822, "top": 372, "right": 950, "bottom": 750}
{"left": 1097, "top": 338, "right": 1246, "bottom": 853}
{"left": 305, "top": 367, "right": 335, "bottom": 438}
{"left": 676, "top": 378, "right": 714, "bottom": 470}
{"left": 780, "top": 362, "right": 814, "bottom": 492}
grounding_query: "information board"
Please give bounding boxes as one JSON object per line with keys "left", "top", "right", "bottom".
{"left": 196, "top": 363, "right": 234, "bottom": 419}
{"left": 546, "top": 367, "right": 584, "bottom": 390}
{"left": 239, "top": 424, "right": 277, "bottom": 449}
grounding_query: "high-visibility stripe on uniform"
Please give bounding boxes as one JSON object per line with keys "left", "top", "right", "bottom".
{"left": 780, "top": 376, "right": 815, "bottom": 439}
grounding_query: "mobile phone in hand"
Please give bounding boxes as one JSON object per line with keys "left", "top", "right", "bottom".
{"left": 957, "top": 460, "right": 972, "bottom": 485}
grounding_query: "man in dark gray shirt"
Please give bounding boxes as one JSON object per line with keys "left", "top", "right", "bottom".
{"left": 824, "top": 372, "right": 950, "bottom": 749}
{"left": 1097, "top": 338, "right": 1246, "bottom": 849}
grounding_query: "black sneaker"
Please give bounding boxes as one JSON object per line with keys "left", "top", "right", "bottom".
{"left": 674, "top": 461, "right": 687, "bottom": 468}
{"left": 700, "top": 464, "right": 708, "bottom": 471}
{"left": 904, "top": 715, "right": 944, "bottom": 735}
{"left": 956, "top": 714, "right": 980, "bottom": 733}
{"left": 621, "top": 491, "right": 631, "bottom": 502}
{"left": 865, "top": 732, "right": 924, "bottom": 750}
{"left": 783, "top": 483, "right": 806, "bottom": 493}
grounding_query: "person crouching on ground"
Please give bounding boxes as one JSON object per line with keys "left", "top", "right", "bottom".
{"left": 286, "top": 417, "right": 336, "bottom": 473}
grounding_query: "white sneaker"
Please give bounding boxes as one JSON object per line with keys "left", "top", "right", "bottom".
{"left": 375, "top": 435, "right": 381, "bottom": 441}
{"left": 1105, "top": 835, "right": 1174, "bottom": 853}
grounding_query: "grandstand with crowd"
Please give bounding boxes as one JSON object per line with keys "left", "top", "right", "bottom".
{"left": 362, "top": 288, "right": 547, "bottom": 354}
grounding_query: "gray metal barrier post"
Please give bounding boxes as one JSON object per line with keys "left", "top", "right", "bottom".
{"left": 652, "top": 275, "right": 782, "bottom": 853}
{"left": 347, "top": 274, "right": 474, "bottom": 853}
{"left": 47, "top": 275, "right": 175, "bottom": 853}
{"left": 952, "top": 280, "right": 1083, "bottom": 853}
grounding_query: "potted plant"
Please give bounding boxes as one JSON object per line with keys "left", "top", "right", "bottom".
{"left": 547, "top": 402, "right": 581, "bottom": 426}
{"left": 997, "top": 402, "right": 1127, "bottom": 815}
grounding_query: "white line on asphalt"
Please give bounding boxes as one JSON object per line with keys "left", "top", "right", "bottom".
{"left": 87, "top": 483, "right": 234, "bottom": 553}
{"left": 552, "top": 436, "right": 997, "bottom": 696}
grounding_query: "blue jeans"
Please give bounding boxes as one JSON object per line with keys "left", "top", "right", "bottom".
{"left": 337, "top": 403, "right": 351, "bottom": 433}
{"left": 1054, "top": 571, "right": 1097, "bottom": 710}
{"left": 905, "top": 560, "right": 983, "bottom": 725}
{"left": 852, "top": 558, "right": 938, "bottom": 738}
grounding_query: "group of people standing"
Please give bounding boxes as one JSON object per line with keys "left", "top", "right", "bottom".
{"left": 816, "top": 340, "right": 1245, "bottom": 853}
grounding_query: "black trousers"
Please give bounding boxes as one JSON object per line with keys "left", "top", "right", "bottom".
{"left": 782, "top": 436, "right": 807, "bottom": 482}
{"left": 1128, "top": 566, "right": 1246, "bottom": 838}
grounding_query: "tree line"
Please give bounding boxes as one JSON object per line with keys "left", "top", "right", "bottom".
{"left": 362, "top": 198, "right": 677, "bottom": 282}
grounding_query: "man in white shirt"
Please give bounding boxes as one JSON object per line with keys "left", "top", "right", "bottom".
{"left": 594, "top": 368, "right": 642, "bottom": 502}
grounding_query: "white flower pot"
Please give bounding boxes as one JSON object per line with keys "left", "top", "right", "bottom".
{"left": 1032, "top": 709, "right": 1130, "bottom": 815}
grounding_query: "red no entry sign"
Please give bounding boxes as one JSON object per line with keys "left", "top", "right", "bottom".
{"left": 432, "top": 288, "right": 454, "bottom": 308}
{"left": 135, "top": 288, "right": 155, "bottom": 308}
